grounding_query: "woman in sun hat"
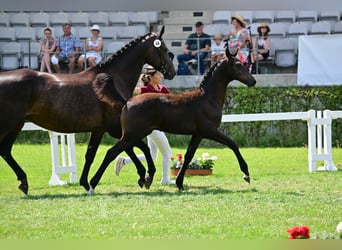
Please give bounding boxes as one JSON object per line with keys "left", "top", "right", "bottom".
{"left": 78, "top": 24, "right": 103, "bottom": 71}
{"left": 253, "top": 23, "right": 271, "bottom": 63}
{"left": 224, "top": 15, "right": 250, "bottom": 64}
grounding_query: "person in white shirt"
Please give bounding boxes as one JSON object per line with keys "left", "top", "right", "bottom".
{"left": 210, "top": 33, "right": 225, "bottom": 65}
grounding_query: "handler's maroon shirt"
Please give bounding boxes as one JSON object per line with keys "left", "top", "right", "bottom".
{"left": 140, "top": 83, "right": 170, "bottom": 94}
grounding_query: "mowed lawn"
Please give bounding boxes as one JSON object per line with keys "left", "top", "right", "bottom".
{"left": 0, "top": 143, "right": 341, "bottom": 239}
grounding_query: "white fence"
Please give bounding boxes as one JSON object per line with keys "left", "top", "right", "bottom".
{"left": 22, "top": 123, "right": 77, "bottom": 185}
{"left": 222, "top": 109, "right": 342, "bottom": 172}
{"left": 22, "top": 109, "right": 341, "bottom": 185}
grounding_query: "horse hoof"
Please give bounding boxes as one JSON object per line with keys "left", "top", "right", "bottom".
{"left": 18, "top": 183, "right": 29, "bottom": 195}
{"left": 243, "top": 175, "right": 250, "bottom": 184}
{"left": 88, "top": 185, "right": 95, "bottom": 195}
{"left": 138, "top": 179, "right": 145, "bottom": 188}
{"left": 80, "top": 182, "right": 90, "bottom": 191}
{"left": 144, "top": 176, "right": 152, "bottom": 190}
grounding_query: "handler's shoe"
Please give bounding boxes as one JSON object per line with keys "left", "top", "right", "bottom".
{"left": 160, "top": 179, "right": 175, "bottom": 185}
{"left": 115, "top": 157, "right": 126, "bottom": 176}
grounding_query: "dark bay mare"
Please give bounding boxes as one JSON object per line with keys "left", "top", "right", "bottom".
{"left": 0, "top": 26, "right": 176, "bottom": 194}
{"left": 88, "top": 47, "right": 256, "bottom": 192}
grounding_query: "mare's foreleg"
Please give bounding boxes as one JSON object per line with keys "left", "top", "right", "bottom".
{"left": 79, "top": 131, "right": 104, "bottom": 191}
{"left": 135, "top": 140, "right": 156, "bottom": 189}
{"left": 207, "top": 130, "right": 250, "bottom": 183}
{"left": 89, "top": 140, "right": 129, "bottom": 193}
{"left": 176, "top": 135, "right": 202, "bottom": 191}
{"left": 0, "top": 122, "right": 28, "bottom": 194}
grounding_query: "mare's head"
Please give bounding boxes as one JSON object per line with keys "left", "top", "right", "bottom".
{"left": 224, "top": 48, "right": 256, "bottom": 87}
{"left": 144, "top": 26, "right": 176, "bottom": 80}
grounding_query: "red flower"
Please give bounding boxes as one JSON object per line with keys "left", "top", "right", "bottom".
{"left": 176, "top": 153, "right": 183, "bottom": 161}
{"left": 287, "top": 226, "right": 310, "bottom": 239}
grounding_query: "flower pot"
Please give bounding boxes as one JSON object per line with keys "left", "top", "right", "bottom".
{"left": 170, "top": 168, "right": 213, "bottom": 176}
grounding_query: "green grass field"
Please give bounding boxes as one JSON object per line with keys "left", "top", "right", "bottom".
{"left": 0, "top": 144, "right": 341, "bottom": 239}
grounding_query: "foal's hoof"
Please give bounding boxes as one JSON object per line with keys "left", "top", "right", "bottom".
{"left": 144, "top": 176, "right": 152, "bottom": 190}
{"left": 176, "top": 181, "right": 184, "bottom": 191}
{"left": 88, "top": 185, "right": 95, "bottom": 195}
{"left": 243, "top": 175, "right": 250, "bottom": 184}
{"left": 18, "top": 183, "right": 28, "bottom": 195}
{"left": 138, "top": 179, "right": 145, "bottom": 188}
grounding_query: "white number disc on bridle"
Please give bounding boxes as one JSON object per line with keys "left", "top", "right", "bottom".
{"left": 154, "top": 39, "right": 161, "bottom": 48}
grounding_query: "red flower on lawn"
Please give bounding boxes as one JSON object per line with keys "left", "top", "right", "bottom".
{"left": 176, "top": 153, "right": 183, "bottom": 161}
{"left": 287, "top": 226, "right": 310, "bottom": 239}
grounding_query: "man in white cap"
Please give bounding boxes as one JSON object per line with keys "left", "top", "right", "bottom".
{"left": 78, "top": 24, "right": 103, "bottom": 71}
{"left": 53, "top": 23, "right": 81, "bottom": 74}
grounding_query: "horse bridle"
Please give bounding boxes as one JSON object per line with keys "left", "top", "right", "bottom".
{"left": 153, "top": 38, "right": 168, "bottom": 75}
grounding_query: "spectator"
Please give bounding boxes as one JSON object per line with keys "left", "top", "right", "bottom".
{"left": 251, "top": 23, "right": 271, "bottom": 73}
{"left": 78, "top": 24, "right": 103, "bottom": 71}
{"left": 115, "top": 66, "right": 174, "bottom": 185}
{"left": 39, "top": 27, "right": 56, "bottom": 73}
{"left": 225, "top": 15, "right": 250, "bottom": 65}
{"left": 52, "top": 23, "right": 80, "bottom": 74}
{"left": 177, "top": 21, "right": 211, "bottom": 75}
{"left": 210, "top": 33, "right": 225, "bottom": 65}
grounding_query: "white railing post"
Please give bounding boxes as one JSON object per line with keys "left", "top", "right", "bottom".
{"left": 318, "top": 110, "right": 337, "bottom": 171}
{"left": 48, "top": 132, "right": 78, "bottom": 186}
{"left": 307, "top": 109, "right": 317, "bottom": 172}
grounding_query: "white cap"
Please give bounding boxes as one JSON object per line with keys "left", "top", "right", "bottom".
{"left": 51, "top": 55, "right": 59, "bottom": 65}
{"left": 90, "top": 24, "right": 100, "bottom": 31}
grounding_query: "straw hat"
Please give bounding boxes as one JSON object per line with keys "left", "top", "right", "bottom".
{"left": 231, "top": 15, "right": 247, "bottom": 28}
{"left": 257, "top": 23, "right": 271, "bottom": 34}
{"left": 90, "top": 24, "right": 100, "bottom": 32}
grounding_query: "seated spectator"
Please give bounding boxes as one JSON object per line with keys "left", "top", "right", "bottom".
{"left": 78, "top": 25, "right": 103, "bottom": 71}
{"left": 252, "top": 23, "right": 271, "bottom": 66}
{"left": 39, "top": 27, "right": 56, "bottom": 73}
{"left": 52, "top": 23, "right": 80, "bottom": 74}
{"left": 177, "top": 21, "right": 211, "bottom": 75}
{"left": 210, "top": 33, "right": 225, "bottom": 65}
{"left": 225, "top": 15, "right": 250, "bottom": 65}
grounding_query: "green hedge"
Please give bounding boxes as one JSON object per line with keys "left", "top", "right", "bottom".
{"left": 167, "top": 85, "right": 342, "bottom": 147}
{"left": 17, "top": 86, "right": 342, "bottom": 147}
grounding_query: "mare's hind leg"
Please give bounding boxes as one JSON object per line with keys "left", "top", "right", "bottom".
{"left": 0, "top": 122, "right": 29, "bottom": 194}
{"left": 125, "top": 147, "right": 147, "bottom": 188}
{"left": 135, "top": 140, "right": 156, "bottom": 189}
{"left": 79, "top": 131, "right": 104, "bottom": 191}
{"left": 176, "top": 135, "right": 202, "bottom": 191}
{"left": 207, "top": 130, "right": 250, "bottom": 183}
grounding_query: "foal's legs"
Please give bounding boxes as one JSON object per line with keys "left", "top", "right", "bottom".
{"left": 0, "top": 122, "right": 28, "bottom": 194}
{"left": 79, "top": 131, "right": 104, "bottom": 191}
{"left": 175, "top": 135, "right": 202, "bottom": 190}
{"left": 206, "top": 130, "right": 250, "bottom": 183}
{"left": 124, "top": 140, "right": 157, "bottom": 189}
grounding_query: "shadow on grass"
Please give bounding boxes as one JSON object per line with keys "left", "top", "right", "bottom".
{"left": 22, "top": 185, "right": 258, "bottom": 200}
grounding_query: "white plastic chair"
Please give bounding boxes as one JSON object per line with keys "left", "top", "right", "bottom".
{"left": 269, "top": 23, "right": 287, "bottom": 38}
{"left": 70, "top": 12, "right": 89, "bottom": 28}
{"left": 253, "top": 11, "right": 274, "bottom": 24}
{"left": 1, "top": 42, "right": 22, "bottom": 70}
{"left": 30, "top": 11, "right": 50, "bottom": 27}
{"left": 21, "top": 41, "right": 40, "bottom": 69}
{"left": 50, "top": 12, "right": 70, "bottom": 27}
{"left": 274, "top": 38, "right": 297, "bottom": 67}
{"left": 10, "top": 12, "right": 30, "bottom": 27}
{"left": 117, "top": 26, "right": 147, "bottom": 40}
{"left": 129, "top": 12, "right": 150, "bottom": 27}
{"left": 108, "top": 12, "right": 129, "bottom": 26}
{"left": 104, "top": 41, "right": 126, "bottom": 59}
{"left": 297, "top": 11, "right": 318, "bottom": 23}
{"left": 275, "top": 11, "right": 296, "bottom": 24}
{"left": 309, "top": 21, "right": 331, "bottom": 35}
{"left": 212, "top": 11, "right": 231, "bottom": 24}
{"left": 0, "top": 11, "right": 10, "bottom": 27}
{"left": 332, "top": 21, "right": 342, "bottom": 34}
{"left": 89, "top": 12, "right": 108, "bottom": 27}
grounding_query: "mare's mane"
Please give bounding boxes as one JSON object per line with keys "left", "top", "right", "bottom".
{"left": 96, "top": 32, "right": 158, "bottom": 69}
{"left": 199, "top": 58, "right": 227, "bottom": 89}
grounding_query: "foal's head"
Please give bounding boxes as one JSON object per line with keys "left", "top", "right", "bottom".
{"left": 144, "top": 26, "right": 176, "bottom": 80}
{"left": 224, "top": 48, "right": 256, "bottom": 87}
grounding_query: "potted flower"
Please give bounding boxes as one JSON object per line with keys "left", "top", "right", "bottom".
{"left": 170, "top": 152, "right": 217, "bottom": 176}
